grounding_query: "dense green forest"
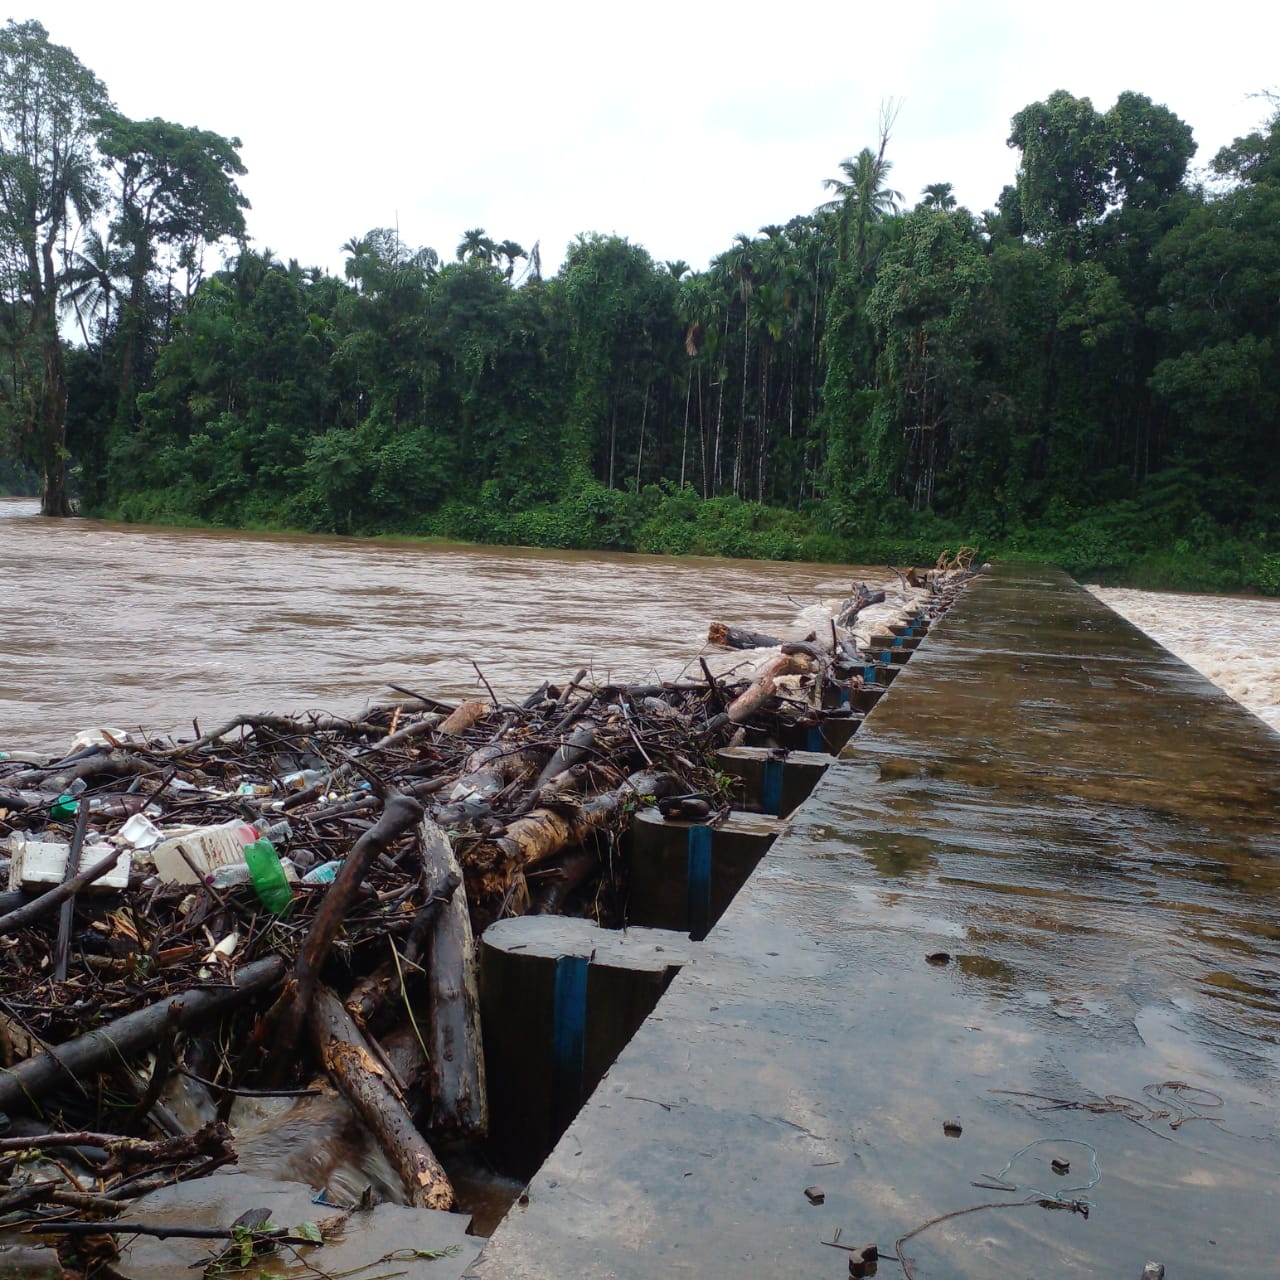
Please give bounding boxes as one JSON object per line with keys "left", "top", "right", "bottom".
{"left": 2, "top": 20, "right": 1278, "bottom": 591}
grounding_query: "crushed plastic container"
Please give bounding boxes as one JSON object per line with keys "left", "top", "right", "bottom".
{"left": 88, "top": 794, "right": 160, "bottom": 819}
{"left": 6, "top": 832, "right": 130, "bottom": 894}
{"left": 257, "top": 818, "right": 293, "bottom": 844}
{"left": 211, "top": 858, "right": 300, "bottom": 890}
{"left": 69, "top": 727, "right": 132, "bottom": 753}
{"left": 119, "top": 812, "right": 164, "bottom": 850}
{"left": 151, "top": 821, "right": 259, "bottom": 884}
{"left": 279, "top": 768, "right": 327, "bottom": 792}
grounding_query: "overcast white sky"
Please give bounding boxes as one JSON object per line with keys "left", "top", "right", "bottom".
{"left": 34, "top": 1, "right": 1280, "bottom": 278}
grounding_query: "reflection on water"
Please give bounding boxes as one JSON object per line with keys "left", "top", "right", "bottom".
{"left": 0, "top": 498, "right": 875, "bottom": 753}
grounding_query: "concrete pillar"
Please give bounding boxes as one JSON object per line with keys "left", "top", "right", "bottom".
{"left": 714, "top": 747, "right": 831, "bottom": 817}
{"left": 627, "top": 809, "right": 787, "bottom": 939}
{"left": 480, "top": 918, "right": 696, "bottom": 1179}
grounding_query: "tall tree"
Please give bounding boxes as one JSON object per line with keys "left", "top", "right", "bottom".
{"left": 95, "top": 113, "right": 249, "bottom": 426}
{"left": 456, "top": 227, "right": 497, "bottom": 265}
{"left": 1007, "top": 90, "right": 1110, "bottom": 241}
{"left": 0, "top": 19, "right": 109, "bottom": 514}
{"left": 818, "top": 144, "right": 903, "bottom": 269}
{"left": 60, "top": 225, "right": 124, "bottom": 352}
{"left": 919, "top": 182, "right": 957, "bottom": 210}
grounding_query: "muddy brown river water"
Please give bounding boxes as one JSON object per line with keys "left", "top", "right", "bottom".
{"left": 0, "top": 498, "right": 878, "bottom": 754}
{"left": 3, "top": 503, "right": 1279, "bottom": 1277}
{"left": 3, "top": 498, "right": 1276, "bottom": 751}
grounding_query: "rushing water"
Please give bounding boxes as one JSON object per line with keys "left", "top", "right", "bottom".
{"left": 1089, "top": 585, "right": 1280, "bottom": 735}
{"left": 0, "top": 498, "right": 877, "bottom": 754}
{"left": 4, "top": 498, "right": 1277, "bottom": 751}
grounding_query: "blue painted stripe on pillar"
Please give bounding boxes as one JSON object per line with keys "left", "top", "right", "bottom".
{"left": 806, "top": 726, "right": 825, "bottom": 753}
{"left": 686, "top": 825, "right": 713, "bottom": 941}
{"left": 763, "top": 759, "right": 785, "bottom": 815}
{"left": 893, "top": 636, "right": 904, "bottom": 648}
{"left": 863, "top": 664, "right": 877, "bottom": 682}
{"left": 838, "top": 688, "right": 850, "bottom": 707}
{"left": 551, "top": 954, "right": 589, "bottom": 1125}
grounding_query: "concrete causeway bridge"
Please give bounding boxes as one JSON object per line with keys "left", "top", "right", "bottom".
{"left": 466, "top": 564, "right": 1280, "bottom": 1279}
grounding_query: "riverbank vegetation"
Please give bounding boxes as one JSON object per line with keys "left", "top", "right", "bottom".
{"left": 1, "top": 20, "right": 1277, "bottom": 593}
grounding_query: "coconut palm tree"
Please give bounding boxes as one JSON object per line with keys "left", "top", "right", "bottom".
{"left": 61, "top": 228, "right": 126, "bottom": 351}
{"left": 817, "top": 146, "right": 903, "bottom": 266}
{"left": 496, "top": 239, "right": 526, "bottom": 281}
{"left": 456, "top": 228, "right": 497, "bottom": 265}
{"left": 920, "top": 182, "right": 957, "bottom": 210}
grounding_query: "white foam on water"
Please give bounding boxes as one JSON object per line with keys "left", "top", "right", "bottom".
{"left": 1089, "top": 586, "right": 1280, "bottom": 735}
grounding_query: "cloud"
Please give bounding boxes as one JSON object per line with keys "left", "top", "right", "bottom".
{"left": 38, "top": 0, "right": 1280, "bottom": 277}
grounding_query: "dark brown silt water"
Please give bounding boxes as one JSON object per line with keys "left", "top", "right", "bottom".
{"left": 0, "top": 498, "right": 875, "bottom": 753}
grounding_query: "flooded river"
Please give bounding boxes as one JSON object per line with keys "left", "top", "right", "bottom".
{"left": 0, "top": 498, "right": 876, "bottom": 754}
{"left": 3, "top": 499, "right": 1277, "bottom": 751}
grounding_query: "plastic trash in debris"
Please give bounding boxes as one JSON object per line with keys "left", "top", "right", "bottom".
{"left": 88, "top": 793, "right": 160, "bottom": 818}
{"left": 119, "top": 812, "right": 163, "bottom": 850}
{"left": 257, "top": 818, "right": 294, "bottom": 844}
{"left": 49, "top": 794, "right": 79, "bottom": 821}
{"left": 279, "top": 768, "right": 327, "bottom": 792}
{"left": 198, "top": 931, "right": 240, "bottom": 977}
{"left": 6, "top": 832, "right": 130, "bottom": 893}
{"left": 210, "top": 862, "right": 254, "bottom": 889}
{"left": 211, "top": 858, "right": 299, "bottom": 891}
{"left": 302, "top": 859, "right": 343, "bottom": 885}
{"left": 236, "top": 782, "right": 274, "bottom": 797}
{"left": 152, "top": 820, "right": 259, "bottom": 884}
{"left": 243, "top": 837, "right": 293, "bottom": 914}
{"left": 69, "top": 726, "right": 131, "bottom": 753}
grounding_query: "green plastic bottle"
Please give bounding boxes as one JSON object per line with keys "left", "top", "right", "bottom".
{"left": 243, "top": 837, "right": 293, "bottom": 915}
{"left": 50, "top": 794, "right": 78, "bottom": 821}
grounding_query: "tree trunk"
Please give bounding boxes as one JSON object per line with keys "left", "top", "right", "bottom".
{"left": 311, "top": 986, "right": 456, "bottom": 1210}
{"left": 256, "top": 792, "right": 424, "bottom": 1083}
{"left": 0, "top": 958, "right": 285, "bottom": 1115}
{"left": 419, "top": 819, "right": 487, "bottom": 1136}
{"left": 36, "top": 309, "right": 71, "bottom": 516}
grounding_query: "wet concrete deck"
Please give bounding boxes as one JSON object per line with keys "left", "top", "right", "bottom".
{"left": 467, "top": 564, "right": 1280, "bottom": 1279}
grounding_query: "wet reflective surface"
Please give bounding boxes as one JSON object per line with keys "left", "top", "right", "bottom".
{"left": 470, "top": 565, "right": 1280, "bottom": 1279}
{"left": 112, "top": 1171, "right": 483, "bottom": 1278}
{"left": 0, "top": 498, "right": 872, "bottom": 753}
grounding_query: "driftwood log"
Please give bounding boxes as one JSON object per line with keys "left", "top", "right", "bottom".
{"left": 464, "top": 770, "right": 682, "bottom": 899}
{"left": 419, "top": 818, "right": 487, "bottom": 1136}
{"left": 311, "top": 985, "right": 455, "bottom": 1210}
{"left": 836, "top": 583, "right": 887, "bottom": 626}
{"left": 702, "top": 653, "right": 812, "bottom": 737}
{"left": 707, "top": 622, "right": 784, "bottom": 650}
{"left": 437, "top": 700, "right": 489, "bottom": 736}
{"left": 0, "top": 958, "right": 285, "bottom": 1115}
